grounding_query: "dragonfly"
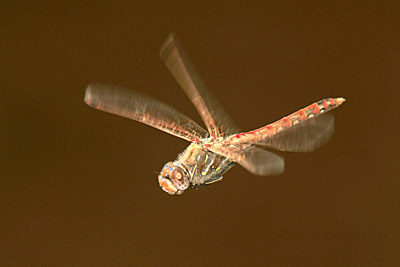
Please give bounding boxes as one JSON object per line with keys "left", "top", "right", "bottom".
{"left": 84, "top": 33, "right": 345, "bottom": 195}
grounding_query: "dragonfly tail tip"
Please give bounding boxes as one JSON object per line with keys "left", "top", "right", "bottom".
{"left": 336, "top": 97, "right": 346, "bottom": 105}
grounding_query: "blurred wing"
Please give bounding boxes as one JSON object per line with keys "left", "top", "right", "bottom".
{"left": 209, "top": 145, "right": 284, "bottom": 176}
{"left": 224, "top": 98, "right": 345, "bottom": 152}
{"left": 259, "top": 113, "right": 334, "bottom": 152}
{"left": 159, "top": 33, "right": 240, "bottom": 137}
{"left": 84, "top": 84, "right": 208, "bottom": 142}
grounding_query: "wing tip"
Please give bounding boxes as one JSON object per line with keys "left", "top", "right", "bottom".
{"left": 159, "top": 32, "right": 176, "bottom": 58}
{"left": 272, "top": 157, "right": 285, "bottom": 176}
{"left": 84, "top": 84, "right": 97, "bottom": 107}
{"left": 249, "top": 160, "right": 285, "bottom": 176}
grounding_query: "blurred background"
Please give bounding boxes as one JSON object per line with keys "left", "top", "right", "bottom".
{"left": 1, "top": 1, "right": 399, "bottom": 266}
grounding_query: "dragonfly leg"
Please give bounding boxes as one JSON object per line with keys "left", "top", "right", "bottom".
{"left": 204, "top": 175, "right": 224, "bottom": 185}
{"left": 203, "top": 160, "right": 235, "bottom": 185}
{"left": 190, "top": 175, "right": 223, "bottom": 190}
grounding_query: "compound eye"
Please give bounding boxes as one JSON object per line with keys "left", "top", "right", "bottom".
{"left": 158, "top": 175, "right": 178, "bottom": 195}
{"left": 169, "top": 167, "right": 190, "bottom": 191}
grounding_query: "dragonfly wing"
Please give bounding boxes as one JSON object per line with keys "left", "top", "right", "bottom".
{"left": 259, "top": 113, "right": 335, "bottom": 152}
{"left": 159, "top": 33, "right": 240, "bottom": 137}
{"left": 209, "top": 145, "right": 284, "bottom": 176}
{"left": 237, "top": 146, "right": 285, "bottom": 175}
{"left": 84, "top": 84, "right": 208, "bottom": 142}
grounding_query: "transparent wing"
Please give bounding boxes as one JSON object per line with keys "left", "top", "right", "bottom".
{"left": 223, "top": 98, "right": 345, "bottom": 152}
{"left": 159, "top": 33, "right": 240, "bottom": 137}
{"left": 258, "top": 113, "right": 334, "bottom": 152}
{"left": 84, "top": 84, "right": 208, "bottom": 142}
{"left": 208, "top": 145, "right": 284, "bottom": 176}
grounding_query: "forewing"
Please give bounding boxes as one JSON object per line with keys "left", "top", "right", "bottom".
{"left": 159, "top": 33, "right": 240, "bottom": 137}
{"left": 84, "top": 84, "right": 208, "bottom": 142}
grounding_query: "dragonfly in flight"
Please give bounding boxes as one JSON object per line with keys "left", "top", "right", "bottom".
{"left": 84, "top": 33, "right": 345, "bottom": 195}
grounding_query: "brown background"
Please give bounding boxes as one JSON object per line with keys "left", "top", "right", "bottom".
{"left": 1, "top": 1, "right": 399, "bottom": 266}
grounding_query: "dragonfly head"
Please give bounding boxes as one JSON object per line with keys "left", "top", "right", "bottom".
{"left": 158, "top": 161, "right": 190, "bottom": 195}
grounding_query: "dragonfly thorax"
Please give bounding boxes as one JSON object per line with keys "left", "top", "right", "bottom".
{"left": 177, "top": 143, "right": 235, "bottom": 189}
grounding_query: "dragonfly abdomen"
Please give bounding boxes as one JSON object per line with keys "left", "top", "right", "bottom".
{"left": 283, "top": 97, "right": 345, "bottom": 127}
{"left": 227, "top": 97, "right": 345, "bottom": 145}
